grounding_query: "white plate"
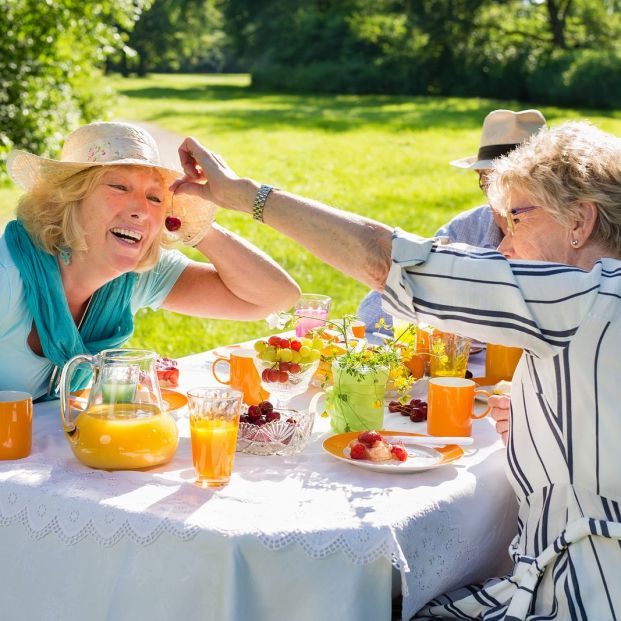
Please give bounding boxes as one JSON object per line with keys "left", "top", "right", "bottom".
{"left": 322, "top": 431, "right": 463, "bottom": 473}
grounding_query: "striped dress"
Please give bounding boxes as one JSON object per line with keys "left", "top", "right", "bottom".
{"left": 382, "top": 229, "right": 621, "bottom": 620}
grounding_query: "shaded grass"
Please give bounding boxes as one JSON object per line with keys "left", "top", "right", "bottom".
{"left": 3, "top": 73, "right": 621, "bottom": 356}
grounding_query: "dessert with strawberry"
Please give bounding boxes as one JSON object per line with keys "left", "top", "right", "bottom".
{"left": 156, "top": 356, "right": 179, "bottom": 388}
{"left": 348, "top": 430, "right": 408, "bottom": 462}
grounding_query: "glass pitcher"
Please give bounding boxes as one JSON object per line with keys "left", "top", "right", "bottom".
{"left": 59, "top": 349, "right": 179, "bottom": 470}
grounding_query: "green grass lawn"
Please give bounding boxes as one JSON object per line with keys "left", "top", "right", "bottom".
{"left": 4, "top": 73, "right": 621, "bottom": 356}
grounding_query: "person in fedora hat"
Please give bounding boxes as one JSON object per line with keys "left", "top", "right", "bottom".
{"left": 1, "top": 121, "right": 300, "bottom": 400}
{"left": 356, "top": 109, "right": 546, "bottom": 330}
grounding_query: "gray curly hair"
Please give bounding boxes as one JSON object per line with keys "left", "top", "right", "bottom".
{"left": 488, "top": 121, "right": 621, "bottom": 254}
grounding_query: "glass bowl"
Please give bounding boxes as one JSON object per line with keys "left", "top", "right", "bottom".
{"left": 236, "top": 407, "right": 315, "bottom": 456}
{"left": 253, "top": 357, "right": 319, "bottom": 407}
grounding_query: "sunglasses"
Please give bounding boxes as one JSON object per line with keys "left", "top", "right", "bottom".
{"left": 506, "top": 205, "right": 539, "bottom": 234}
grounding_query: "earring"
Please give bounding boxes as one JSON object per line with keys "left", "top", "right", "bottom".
{"left": 58, "top": 245, "right": 72, "bottom": 266}
{"left": 571, "top": 239, "right": 579, "bottom": 247}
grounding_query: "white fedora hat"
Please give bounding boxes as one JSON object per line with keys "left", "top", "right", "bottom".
{"left": 450, "top": 109, "right": 547, "bottom": 170}
{"left": 7, "top": 121, "right": 215, "bottom": 247}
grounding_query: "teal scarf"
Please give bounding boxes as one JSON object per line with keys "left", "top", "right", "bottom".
{"left": 5, "top": 220, "right": 138, "bottom": 396}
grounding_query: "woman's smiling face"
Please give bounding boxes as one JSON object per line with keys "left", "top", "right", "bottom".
{"left": 77, "top": 167, "right": 165, "bottom": 275}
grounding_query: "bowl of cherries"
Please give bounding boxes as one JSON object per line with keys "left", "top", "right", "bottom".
{"left": 388, "top": 398, "right": 428, "bottom": 423}
{"left": 236, "top": 400, "right": 315, "bottom": 456}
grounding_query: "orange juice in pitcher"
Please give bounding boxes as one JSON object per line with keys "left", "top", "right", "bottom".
{"left": 71, "top": 403, "right": 178, "bottom": 470}
{"left": 59, "top": 349, "right": 179, "bottom": 470}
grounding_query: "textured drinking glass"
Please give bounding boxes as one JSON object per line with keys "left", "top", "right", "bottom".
{"left": 294, "top": 294, "right": 332, "bottom": 337}
{"left": 188, "top": 388, "right": 242, "bottom": 488}
{"left": 429, "top": 332, "right": 472, "bottom": 378}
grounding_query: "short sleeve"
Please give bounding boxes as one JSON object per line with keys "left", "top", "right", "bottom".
{"left": 131, "top": 249, "right": 191, "bottom": 313}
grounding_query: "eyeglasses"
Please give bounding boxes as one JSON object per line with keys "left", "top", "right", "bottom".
{"left": 478, "top": 172, "right": 491, "bottom": 193}
{"left": 506, "top": 205, "right": 539, "bottom": 234}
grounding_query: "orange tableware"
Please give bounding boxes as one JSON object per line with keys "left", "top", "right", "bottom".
{"left": 212, "top": 348, "right": 268, "bottom": 405}
{"left": 350, "top": 320, "right": 366, "bottom": 338}
{"left": 427, "top": 377, "right": 491, "bottom": 437}
{"left": 485, "top": 344, "right": 522, "bottom": 381}
{"left": 403, "top": 353, "right": 426, "bottom": 380}
{"left": 0, "top": 391, "right": 33, "bottom": 460}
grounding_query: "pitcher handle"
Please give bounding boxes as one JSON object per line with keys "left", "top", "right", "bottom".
{"left": 307, "top": 390, "right": 326, "bottom": 420}
{"left": 59, "top": 354, "right": 97, "bottom": 434}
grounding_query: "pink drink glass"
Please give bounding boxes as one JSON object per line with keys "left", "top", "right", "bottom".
{"left": 294, "top": 294, "right": 332, "bottom": 338}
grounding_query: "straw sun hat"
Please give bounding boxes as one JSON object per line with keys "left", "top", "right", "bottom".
{"left": 450, "top": 109, "right": 547, "bottom": 170}
{"left": 7, "top": 121, "right": 215, "bottom": 247}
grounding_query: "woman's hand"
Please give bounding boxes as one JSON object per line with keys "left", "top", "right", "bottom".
{"left": 488, "top": 394, "right": 511, "bottom": 445}
{"left": 171, "top": 137, "right": 255, "bottom": 213}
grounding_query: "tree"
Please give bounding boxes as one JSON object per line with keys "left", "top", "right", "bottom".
{"left": 1, "top": 0, "right": 151, "bottom": 183}
{"left": 121, "top": 0, "right": 227, "bottom": 75}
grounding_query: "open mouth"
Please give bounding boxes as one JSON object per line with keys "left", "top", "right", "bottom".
{"left": 110, "top": 227, "right": 143, "bottom": 244}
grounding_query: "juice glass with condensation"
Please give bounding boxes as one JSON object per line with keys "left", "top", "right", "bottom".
{"left": 485, "top": 344, "right": 523, "bottom": 381}
{"left": 187, "top": 388, "right": 242, "bottom": 488}
{"left": 429, "top": 332, "right": 472, "bottom": 378}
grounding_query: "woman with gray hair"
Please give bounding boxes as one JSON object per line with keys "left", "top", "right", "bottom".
{"left": 176, "top": 120, "right": 621, "bottom": 619}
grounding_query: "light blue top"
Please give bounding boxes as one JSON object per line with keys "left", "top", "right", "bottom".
{"left": 0, "top": 236, "right": 190, "bottom": 399}
{"left": 357, "top": 205, "right": 502, "bottom": 333}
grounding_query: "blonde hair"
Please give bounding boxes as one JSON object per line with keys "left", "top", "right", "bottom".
{"left": 488, "top": 121, "right": 621, "bottom": 254}
{"left": 16, "top": 165, "right": 164, "bottom": 272}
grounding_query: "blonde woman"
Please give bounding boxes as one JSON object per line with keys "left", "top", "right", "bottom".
{"left": 3, "top": 121, "right": 300, "bottom": 400}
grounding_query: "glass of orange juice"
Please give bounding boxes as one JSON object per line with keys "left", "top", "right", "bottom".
{"left": 187, "top": 388, "right": 242, "bottom": 488}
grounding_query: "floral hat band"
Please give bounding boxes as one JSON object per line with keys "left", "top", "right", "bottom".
{"left": 7, "top": 121, "right": 215, "bottom": 247}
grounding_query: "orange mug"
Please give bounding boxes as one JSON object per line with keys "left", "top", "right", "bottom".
{"left": 427, "top": 377, "right": 491, "bottom": 437}
{"left": 211, "top": 348, "right": 268, "bottom": 405}
{"left": 485, "top": 344, "right": 522, "bottom": 381}
{"left": 0, "top": 391, "right": 33, "bottom": 460}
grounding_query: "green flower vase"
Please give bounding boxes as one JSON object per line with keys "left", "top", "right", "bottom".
{"left": 326, "top": 361, "right": 389, "bottom": 433}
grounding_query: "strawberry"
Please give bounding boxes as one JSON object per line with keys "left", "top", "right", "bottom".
{"left": 358, "top": 430, "right": 383, "bottom": 447}
{"left": 350, "top": 442, "right": 368, "bottom": 460}
{"left": 390, "top": 445, "right": 408, "bottom": 462}
{"left": 156, "top": 357, "right": 179, "bottom": 388}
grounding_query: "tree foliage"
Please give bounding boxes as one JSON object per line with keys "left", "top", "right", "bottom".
{"left": 0, "top": 0, "right": 151, "bottom": 183}
{"left": 117, "top": 0, "right": 229, "bottom": 75}
{"left": 222, "top": 0, "right": 621, "bottom": 106}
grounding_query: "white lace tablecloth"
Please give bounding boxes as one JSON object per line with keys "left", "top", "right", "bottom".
{"left": 0, "top": 349, "right": 516, "bottom": 621}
